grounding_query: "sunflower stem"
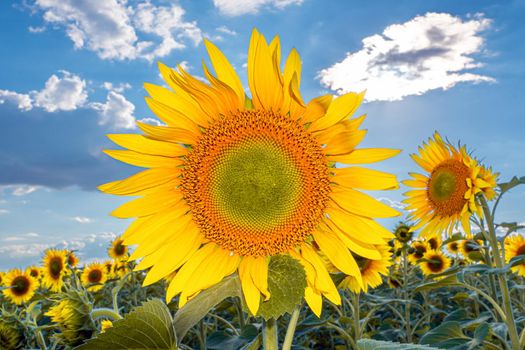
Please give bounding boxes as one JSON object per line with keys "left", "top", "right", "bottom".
{"left": 263, "top": 318, "right": 278, "bottom": 350}
{"left": 91, "top": 307, "right": 123, "bottom": 321}
{"left": 402, "top": 244, "right": 412, "bottom": 342}
{"left": 352, "top": 292, "right": 361, "bottom": 341}
{"left": 480, "top": 196, "right": 520, "bottom": 350}
{"left": 282, "top": 306, "right": 301, "bottom": 350}
{"left": 35, "top": 329, "right": 47, "bottom": 350}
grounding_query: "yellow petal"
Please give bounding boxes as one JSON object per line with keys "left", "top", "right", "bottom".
{"left": 302, "top": 95, "right": 333, "bottom": 124}
{"left": 330, "top": 148, "right": 401, "bottom": 164}
{"left": 324, "top": 130, "right": 367, "bottom": 156}
{"left": 137, "top": 122, "right": 198, "bottom": 145}
{"left": 312, "top": 230, "right": 360, "bottom": 277}
{"left": 300, "top": 244, "right": 340, "bottom": 299}
{"left": 107, "top": 134, "right": 186, "bottom": 157}
{"left": 103, "top": 150, "right": 183, "bottom": 168}
{"left": 325, "top": 206, "right": 389, "bottom": 245}
{"left": 98, "top": 168, "right": 179, "bottom": 196}
{"left": 239, "top": 257, "right": 261, "bottom": 315}
{"left": 111, "top": 189, "right": 182, "bottom": 218}
{"left": 249, "top": 256, "right": 270, "bottom": 300}
{"left": 333, "top": 166, "right": 398, "bottom": 191}
{"left": 145, "top": 96, "right": 199, "bottom": 132}
{"left": 204, "top": 39, "right": 245, "bottom": 106}
{"left": 304, "top": 286, "right": 322, "bottom": 317}
{"left": 309, "top": 91, "right": 365, "bottom": 132}
{"left": 331, "top": 188, "right": 400, "bottom": 218}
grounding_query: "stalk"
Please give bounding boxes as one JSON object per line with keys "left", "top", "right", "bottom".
{"left": 91, "top": 307, "right": 123, "bottom": 321}
{"left": 402, "top": 245, "right": 412, "bottom": 342}
{"left": 352, "top": 293, "right": 361, "bottom": 341}
{"left": 479, "top": 196, "right": 520, "bottom": 350}
{"left": 263, "top": 318, "right": 278, "bottom": 350}
{"left": 282, "top": 306, "right": 301, "bottom": 350}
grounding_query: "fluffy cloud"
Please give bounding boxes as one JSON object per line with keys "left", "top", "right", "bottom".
{"left": 213, "top": 0, "right": 303, "bottom": 16}
{"left": 32, "top": 0, "right": 201, "bottom": 61}
{"left": 0, "top": 71, "right": 87, "bottom": 113}
{"left": 33, "top": 71, "right": 88, "bottom": 112}
{"left": 318, "top": 13, "right": 494, "bottom": 102}
{"left": 72, "top": 216, "right": 93, "bottom": 224}
{"left": 90, "top": 91, "right": 136, "bottom": 129}
{"left": 0, "top": 185, "right": 43, "bottom": 196}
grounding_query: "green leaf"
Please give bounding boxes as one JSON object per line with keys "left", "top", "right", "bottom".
{"left": 357, "top": 339, "right": 442, "bottom": 349}
{"left": 473, "top": 322, "right": 489, "bottom": 343}
{"left": 419, "top": 321, "right": 470, "bottom": 348}
{"left": 173, "top": 276, "right": 242, "bottom": 341}
{"left": 256, "top": 255, "right": 306, "bottom": 320}
{"left": 497, "top": 176, "right": 525, "bottom": 193}
{"left": 414, "top": 275, "right": 461, "bottom": 293}
{"left": 75, "top": 299, "right": 177, "bottom": 350}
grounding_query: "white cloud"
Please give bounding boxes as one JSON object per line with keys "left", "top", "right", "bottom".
{"left": 216, "top": 26, "right": 237, "bottom": 36}
{"left": 0, "top": 209, "right": 9, "bottom": 215}
{"left": 28, "top": 26, "right": 46, "bottom": 33}
{"left": 0, "top": 90, "right": 33, "bottom": 111}
{"left": 318, "top": 13, "right": 494, "bottom": 102}
{"left": 137, "top": 117, "right": 164, "bottom": 126}
{"left": 33, "top": 71, "right": 88, "bottom": 112}
{"left": 4, "top": 185, "right": 42, "bottom": 196}
{"left": 90, "top": 91, "right": 136, "bottom": 129}
{"left": 0, "top": 243, "right": 52, "bottom": 257}
{"left": 213, "top": 0, "right": 303, "bottom": 16}
{"left": 33, "top": 0, "right": 202, "bottom": 61}
{"left": 102, "top": 82, "right": 131, "bottom": 93}
{"left": 72, "top": 216, "right": 93, "bottom": 224}
{"left": 378, "top": 197, "right": 404, "bottom": 210}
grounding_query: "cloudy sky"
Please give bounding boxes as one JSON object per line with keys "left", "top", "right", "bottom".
{"left": 1, "top": 0, "right": 524, "bottom": 269}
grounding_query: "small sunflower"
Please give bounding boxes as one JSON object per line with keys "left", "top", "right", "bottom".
{"left": 100, "top": 320, "right": 113, "bottom": 333}
{"left": 100, "top": 29, "right": 400, "bottom": 316}
{"left": 2, "top": 269, "right": 37, "bottom": 305}
{"left": 81, "top": 263, "right": 107, "bottom": 292}
{"left": 387, "top": 271, "right": 402, "bottom": 289}
{"left": 403, "top": 132, "right": 497, "bottom": 236}
{"left": 0, "top": 320, "right": 23, "bottom": 350}
{"left": 340, "top": 244, "right": 392, "bottom": 293}
{"left": 26, "top": 266, "right": 41, "bottom": 280}
{"left": 460, "top": 239, "right": 482, "bottom": 259}
{"left": 425, "top": 234, "right": 442, "bottom": 251}
{"left": 446, "top": 240, "right": 461, "bottom": 255}
{"left": 408, "top": 240, "right": 429, "bottom": 264}
{"left": 103, "top": 260, "right": 114, "bottom": 278}
{"left": 0, "top": 271, "right": 5, "bottom": 286}
{"left": 108, "top": 236, "right": 128, "bottom": 261}
{"left": 67, "top": 251, "right": 79, "bottom": 268}
{"left": 42, "top": 249, "right": 67, "bottom": 292}
{"left": 394, "top": 222, "right": 413, "bottom": 243}
{"left": 505, "top": 235, "right": 525, "bottom": 277}
{"left": 419, "top": 250, "right": 451, "bottom": 276}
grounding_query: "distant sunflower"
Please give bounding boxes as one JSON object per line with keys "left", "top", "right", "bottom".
{"left": 419, "top": 250, "right": 451, "bottom": 276}
{"left": 403, "top": 132, "right": 496, "bottom": 236}
{"left": 446, "top": 240, "right": 461, "bottom": 255}
{"left": 42, "top": 249, "right": 67, "bottom": 292}
{"left": 99, "top": 29, "right": 400, "bottom": 315}
{"left": 394, "top": 222, "right": 413, "bottom": 243}
{"left": 340, "top": 244, "right": 392, "bottom": 293}
{"left": 387, "top": 271, "right": 402, "bottom": 289}
{"left": 408, "top": 241, "right": 429, "bottom": 264}
{"left": 2, "top": 269, "right": 37, "bottom": 305}
{"left": 0, "top": 271, "right": 5, "bottom": 286}
{"left": 505, "top": 235, "right": 525, "bottom": 277}
{"left": 108, "top": 236, "right": 128, "bottom": 261}
{"left": 103, "top": 260, "right": 115, "bottom": 278}
{"left": 0, "top": 320, "right": 22, "bottom": 350}
{"left": 81, "top": 263, "right": 107, "bottom": 292}
{"left": 425, "top": 234, "right": 442, "bottom": 251}
{"left": 460, "top": 239, "right": 482, "bottom": 259}
{"left": 100, "top": 320, "right": 113, "bottom": 333}
{"left": 67, "top": 251, "right": 79, "bottom": 268}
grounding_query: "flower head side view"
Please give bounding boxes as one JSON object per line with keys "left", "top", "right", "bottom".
{"left": 99, "top": 28, "right": 401, "bottom": 317}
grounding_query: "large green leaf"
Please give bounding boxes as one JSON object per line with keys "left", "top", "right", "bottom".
{"left": 414, "top": 275, "right": 461, "bottom": 293}
{"left": 419, "top": 321, "right": 470, "bottom": 348}
{"left": 173, "top": 276, "right": 242, "bottom": 341}
{"left": 357, "top": 339, "right": 442, "bottom": 349}
{"left": 257, "top": 255, "right": 306, "bottom": 320}
{"left": 75, "top": 299, "right": 177, "bottom": 350}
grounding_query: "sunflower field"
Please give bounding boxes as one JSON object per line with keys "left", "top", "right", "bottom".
{"left": 1, "top": 29, "right": 524, "bottom": 350}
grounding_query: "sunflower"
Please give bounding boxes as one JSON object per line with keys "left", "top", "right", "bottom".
{"left": 460, "top": 239, "right": 482, "bottom": 259}
{"left": 408, "top": 240, "right": 429, "bottom": 264}
{"left": 394, "top": 222, "right": 413, "bottom": 243}
{"left": 99, "top": 29, "right": 400, "bottom": 316}
{"left": 403, "top": 132, "right": 496, "bottom": 236}
{"left": 419, "top": 250, "right": 451, "bottom": 276}
{"left": 425, "top": 234, "right": 442, "bottom": 251}
{"left": 100, "top": 320, "right": 113, "bottom": 333}
{"left": 340, "top": 244, "right": 392, "bottom": 293}
{"left": 81, "top": 263, "right": 107, "bottom": 292}
{"left": 0, "top": 271, "right": 5, "bottom": 286}
{"left": 108, "top": 236, "right": 128, "bottom": 261}
{"left": 0, "top": 320, "right": 22, "bottom": 350}
{"left": 67, "top": 251, "right": 79, "bottom": 268}
{"left": 42, "top": 249, "right": 67, "bottom": 292}
{"left": 2, "top": 269, "right": 37, "bottom": 305}
{"left": 446, "top": 240, "right": 461, "bottom": 255}
{"left": 505, "top": 235, "right": 525, "bottom": 277}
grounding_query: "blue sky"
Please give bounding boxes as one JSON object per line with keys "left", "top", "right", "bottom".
{"left": 1, "top": 0, "right": 524, "bottom": 269}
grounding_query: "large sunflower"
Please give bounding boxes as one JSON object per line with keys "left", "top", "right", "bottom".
{"left": 2, "top": 269, "right": 37, "bottom": 305}
{"left": 100, "top": 29, "right": 400, "bottom": 315}
{"left": 505, "top": 235, "right": 525, "bottom": 277}
{"left": 42, "top": 249, "right": 67, "bottom": 292}
{"left": 403, "top": 133, "right": 496, "bottom": 236}
{"left": 81, "top": 263, "right": 107, "bottom": 292}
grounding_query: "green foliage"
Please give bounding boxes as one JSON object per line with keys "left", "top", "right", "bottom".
{"left": 357, "top": 339, "right": 442, "bottom": 349}
{"left": 75, "top": 299, "right": 177, "bottom": 350}
{"left": 419, "top": 321, "right": 469, "bottom": 348}
{"left": 256, "top": 255, "right": 307, "bottom": 320}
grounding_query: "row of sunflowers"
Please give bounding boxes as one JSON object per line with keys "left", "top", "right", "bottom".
{"left": 1, "top": 29, "right": 524, "bottom": 349}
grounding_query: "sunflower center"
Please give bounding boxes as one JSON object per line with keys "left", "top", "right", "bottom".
{"left": 11, "top": 276, "right": 30, "bottom": 296}
{"left": 413, "top": 245, "right": 427, "bottom": 259}
{"left": 181, "top": 109, "right": 331, "bottom": 257}
{"left": 30, "top": 269, "right": 39, "bottom": 278}
{"left": 427, "top": 159, "right": 469, "bottom": 216}
{"left": 428, "top": 238, "right": 439, "bottom": 250}
{"left": 354, "top": 255, "right": 372, "bottom": 273}
{"left": 88, "top": 269, "right": 102, "bottom": 283}
{"left": 516, "top": 244, "right": 525, "bottom": 256}
{"left": 114, "top": 241, "right": 126, "bottom": 256}
{"left": 427, "top": 255, "right": 444, "bottom": 273}
{"left": 449, "top": 242, "right": 458, "bottom": 252}
{"left": 50, "top": 258, "right": 63, "bottom": 278}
